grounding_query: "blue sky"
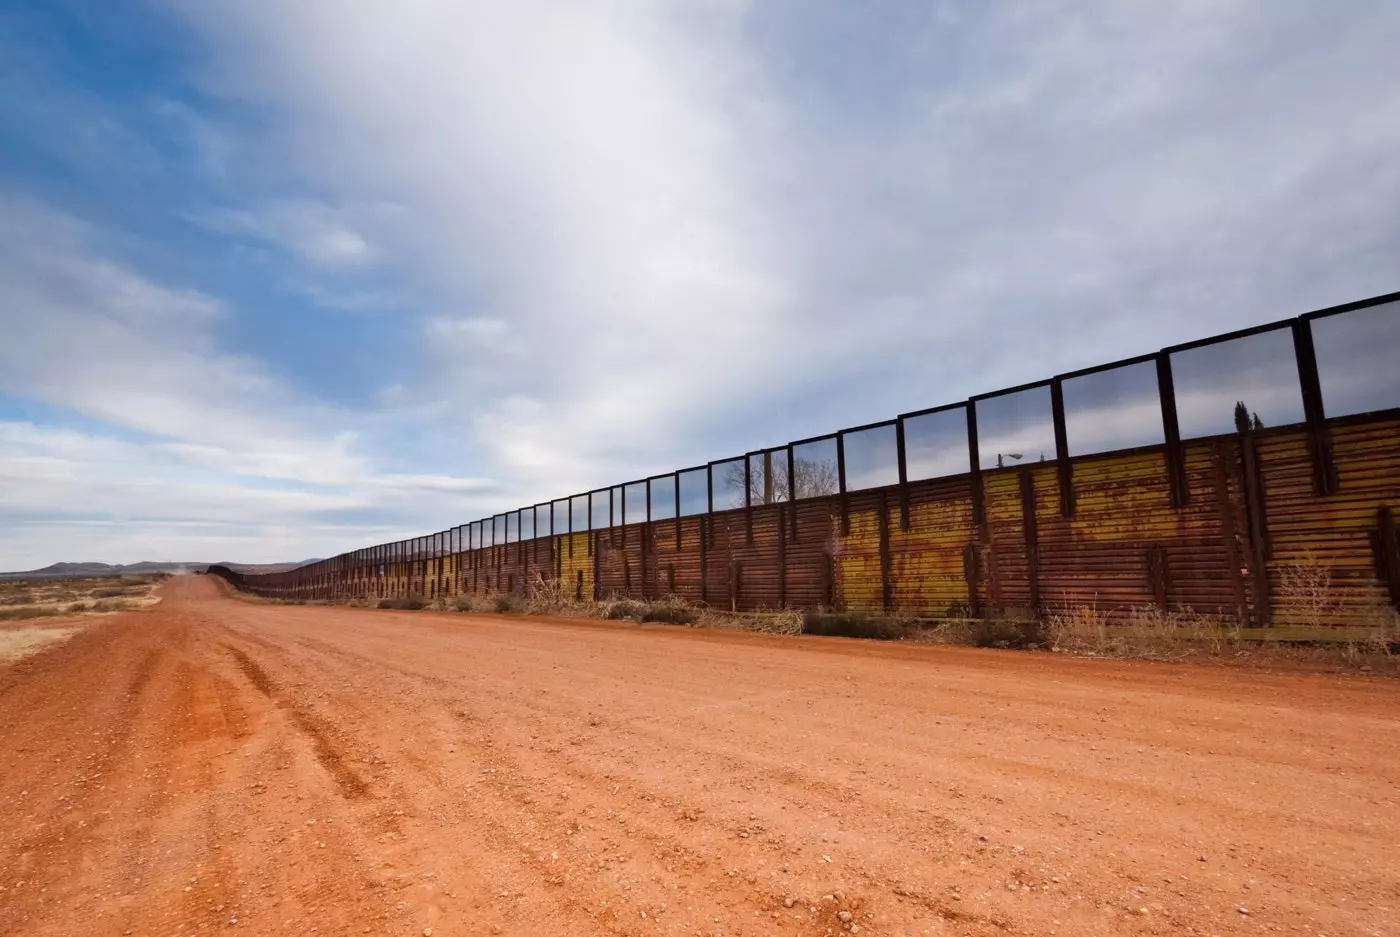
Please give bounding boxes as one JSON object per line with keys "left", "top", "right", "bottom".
{"left": 1, "top": 1, "right": 1398, "bottom": 569}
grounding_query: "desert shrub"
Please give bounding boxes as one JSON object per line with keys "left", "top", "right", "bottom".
{"left": 92, "top": 598, "right": 139, "bottom": 613}
{"left": 686, "top": 608, "right": 804, "bottom": 635}
{"left": 1364, "top": 606, "right": 1400, "bottom": 655}
{"left": 604, "top": 599, "right": 649, "bottom": 620}
{"left": 907, "top": 618, "right": 978, "bottom": 645}
{"left": 1045, "top": 603, "right": 1230, "bottom": 659}
{"left": 524, "top": 573, "right": 591, "bottom": 615}
{"left": 378, "top": 595, "right": 426, "bottom": 611}
{"left": 746, "top": 609, "right": 804, "bottom": 635}
{"left": 802, "top": 610, "right": 909, "bottom": 641}
{"left": 92, "top": 587, "right": 143, "bottom": 599}
{"left": 0, "top": 591, "right": 37, "bottom": 606}
{"left": 971, "top": 617, "right": 1044, "bottom": 649}
{"left": 66, "top": 602, "right": 90, "bottom": 614}
{"left": 0, "top": 607, "right": 59, "bottom": 622}
{"left": 447, "top": 592, "right": 514, "bottom": 613}
{"left": 1274, "top": 550, "right": 1338, "bottom": 628}
{"left": 641, "top": 604, "right": 699, "bottom": 625}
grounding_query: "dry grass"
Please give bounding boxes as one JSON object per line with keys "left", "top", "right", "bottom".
{"left": 413, "top": 577, "right": 804, "bottom": 636}
{"left": 379, "top": 595, "right": 427, "bottom": 611}
{"left": 1044, "top": 603, "right": 1231, "bottom": 660}
{"left": 1044, "top": 605, "right": 1398, "bottom": 675}
{"left": 1337, "top": 602, "right": 1400, "bottom": 665}
{"left": 0, "top": 574, "right": 166, "bottom": 622}
{"left": 904, "top": 618, "right": 979, "bottom": 646}
{"left": 0, "top": 627, "right": 78, "bottom": 663}
{"left": 702, "top": 609, "right": 805, "bottom": 636}
{"left": 0, "top": 606, "right": 63, "bottom": 622}
{"left": 524, "top": 573, "right": 593, "bottom": 616}
{"left": 801, "top": 609, "right": 912, "bottom": 641}
{"left": 1276, "top": 550, "right": 1337, "bottom": 628}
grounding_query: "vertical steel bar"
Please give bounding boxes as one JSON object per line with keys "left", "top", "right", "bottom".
{"left": 786, "top": 445, "right": 798, "bottom": 541}
{"left": 836, "top": 434, "right": 849, "bottom": 536}
{"left": 777, "top": 502, "right": 787, "bottom": 608}
{"left": 1292, "top": 318, "right": 1338, "bottom": 496}
{"left": 1375, "top": 507, "right": 1400, "bottom": 611}
{"left": 966, "top": 400, "right": 985, "bottom": 527}
{"left": 1019, "top": 470, "right": 1040, "bottom": 612}
{"left": 895, "top": 418, "right": 910, "bottom": 531}
{"left": 1050, "top": 377, "right": 1075, "bottom": 516}
{"left": 744, "top": 454, "right": 754, "bottom": 544}
{"left": 1156, "top": 351, "right": 1189, "bottom": 508}
{"left": 707, "top": 465, "right": 718, "bottom": 549}
{"left": 641, "top": 492, "right": 650, "bottom": 601}
{"left": 1238, "top": 421, "right": 1272, "bottom": 626}
{"left": 699, "top": 515, "right": 708, "bottom": 605}
{"left": 878, "top": 491, "right": 893, "bottom": 613}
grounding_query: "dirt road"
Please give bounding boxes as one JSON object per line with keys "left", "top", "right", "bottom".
{"left": 2, "top": 576, "right": 1397, "bottom": 936}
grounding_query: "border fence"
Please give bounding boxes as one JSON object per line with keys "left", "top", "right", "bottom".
{"left": 211, "top": 291, "right": 1400, "bottom": 635}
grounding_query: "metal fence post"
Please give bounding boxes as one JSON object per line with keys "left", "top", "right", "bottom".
{"left": 1292, "top": 318, "right": 1338, "bottom": 496}
{"left": 1050, "top": 377, "right": 1075, "bottom": 516}
{"left": 1155, "top": 351, "right": 1189, "bottom": 508}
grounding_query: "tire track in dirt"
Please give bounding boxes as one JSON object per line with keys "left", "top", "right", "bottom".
{"left": 225, "top": 644, "right": 370, "bottom": 800}
{"left": 219, "top": 624, "right": 686, "bottom": 935}
{"left": 205, "top": 614, "right": 1184, "bottom": 935}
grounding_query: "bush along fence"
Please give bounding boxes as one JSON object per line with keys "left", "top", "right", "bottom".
{"left": 210, "top": 292, "right": 1400, "bottom": 639}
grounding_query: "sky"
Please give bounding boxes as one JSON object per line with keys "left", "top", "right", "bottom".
{"left": 1, "top": 1, "right": 1398, "bottom": 570}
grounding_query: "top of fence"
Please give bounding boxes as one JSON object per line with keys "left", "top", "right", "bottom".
{"left": 250, "top": 290, "right": 1400, "bottom": 578}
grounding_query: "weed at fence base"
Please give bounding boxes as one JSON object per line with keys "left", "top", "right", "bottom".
{"left": 802, "top": 610, "right": 910, "bottom": 641}
{"left": 378, "top": 595, "right": 426, "bottom": 611}
{"left": 1044, "top": 603, "right": 1239, "bottom": 660}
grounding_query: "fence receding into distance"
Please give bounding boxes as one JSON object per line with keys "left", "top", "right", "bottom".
{"left": 212, "top": 292, "right": 1400, "bottom": 632}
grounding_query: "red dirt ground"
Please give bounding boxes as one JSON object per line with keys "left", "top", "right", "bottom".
{"left": 1, "top": 576, "right": 1397, "bottom": 937}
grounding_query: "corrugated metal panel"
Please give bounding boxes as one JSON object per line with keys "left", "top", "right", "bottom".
{"left": 980, "top": 468, "right": 1029, "bottom": 611}
{"left": 224, "top": 413, "right": 1399, "bottom": 635}
{"left": 556, "top": 532, "right": 594, "bottom": 602}
{"left": 789, "top": 500, "right": 839, "bottom": 609}
{"left": 729, "top": 504, "right": 783, "bottom": 610}
{"left": 888, "top": 477, "right": 974, "bottom": 617}
{"left": 838, "top": 492, "right": 884, "bottom": 612}
{"left": 1260, "top": 418, "right": 1400, "bottom": 626}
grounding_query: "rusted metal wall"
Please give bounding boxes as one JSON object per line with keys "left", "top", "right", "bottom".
{"left": 211, "top": 293, "right": 1400, "bottom": 634}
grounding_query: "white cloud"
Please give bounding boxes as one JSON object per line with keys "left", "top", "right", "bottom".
{"left": 174, "top": 0, "right": 794, "bottom": 496}
{"left": 0, "top": 195, "right": 372, "bottom": 480}
{"left": 0, "top": 418, "right": 501, "bottom": 569}
{"left": 194, "top": 198, "right": 380, "bottom": 268}
{"left": 427, "top": 316, "right": 509, "bottom": 347}
{"left": 169, "top": 0, "right": 1400, "bottom": 497}
{"left": 0, "top": 197, "right": 508, "bottom": 568}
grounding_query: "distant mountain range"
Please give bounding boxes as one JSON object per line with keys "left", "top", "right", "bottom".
{"left": 0, "top": 560, "right": 322, "bottom": 581}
